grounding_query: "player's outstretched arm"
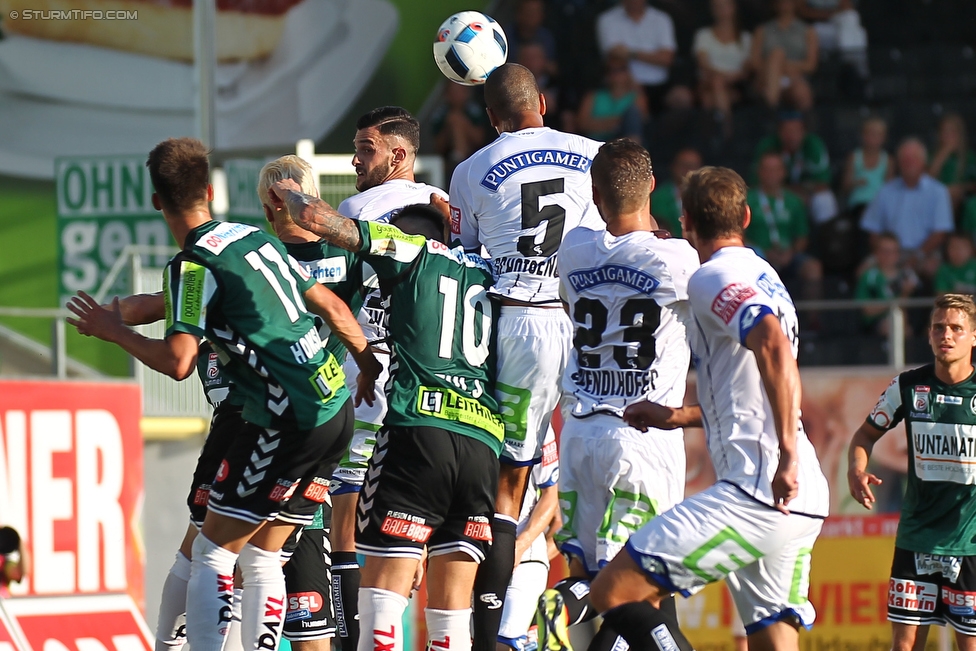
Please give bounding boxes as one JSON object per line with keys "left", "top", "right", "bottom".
{"left": 847, "top": 422, "right": 885, "bottom": 510}
{"left": 268, "top": 179, "right": 363, "bottom": 252}
{"left": 623, "top": 402, "right": 703, "bottom": 431}
{"left": 745, "top": 314, "right": 800, "bottom": 514}
{"left": 302, "top": 282, "right": 380, "bottom": 406}
{"left": 67, "top": 291, "right": 199, "bottom": 380}
{"left": 114, "top": 292, "right": 165, "bottom": 326}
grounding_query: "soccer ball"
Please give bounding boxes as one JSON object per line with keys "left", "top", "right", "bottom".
{"left": 433, "top": 11, "right": 508, "bottom": 86}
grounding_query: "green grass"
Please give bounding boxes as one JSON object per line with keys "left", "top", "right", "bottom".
{"left": 0, "top": 176, "right": 130, "bottom": 375}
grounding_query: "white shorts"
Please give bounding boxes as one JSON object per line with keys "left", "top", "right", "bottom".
{"left": 498, "top": 554, "right": 550, "bottom": 644}
{"left": 626, "top": 481, "right": 824, "bottom": 634}
{"left": 330, "top": 352, "right": 389, "bottom": 493}
{"left": 557, "top": 413, "right": 685, "bottom": 575}
{"left": 496, "top": 306, "right": 572, "bottom": 465}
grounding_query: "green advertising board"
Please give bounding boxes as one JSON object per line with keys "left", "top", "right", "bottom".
{"left": 56, "top": 156, "right": 174, "bottom": 303}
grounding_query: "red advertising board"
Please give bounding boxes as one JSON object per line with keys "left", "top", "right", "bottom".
{"left": 0, "top": 605, "right": 27, "bottom": 651}
{"left": 3, "top": 594, "right": 152, "bottom": 651}
{"left": 0, "top": 380, "right": 144, "bottom": 607}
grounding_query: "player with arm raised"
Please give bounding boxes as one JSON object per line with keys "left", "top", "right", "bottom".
{"left": 330, "top": 106, "right": 449, "bottom": 651}
{"left": 66, "top": 138, "right": 380, "bottom": 651}
{"left": 848, "top": 294, "right": 976, "bottom": 651}
{"left": 449, "top": 63, "right": 604, "bottom": 648}
{"left": 535, "top": 139, "right": 699, "bottom": 651}
{"left": 595, "top": 167, "right": 830, "bottom": 651}
{"left": 270, "top": 182, "right": 504, "bottom": 651}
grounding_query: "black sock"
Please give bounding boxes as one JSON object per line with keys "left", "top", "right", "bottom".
{"left": 472, "top": 515, "right": 518, "bottom": 651}
{"left": 587, "top": 623, "right": 625, "bottom": 651}
{"left": 599, "top": 601, "right": 694, "bottom": 651}
{"left": 553, "top": 577, "right": 597, "bottom": 625}
{"left": 331, "top": 551, "right": 360, "bottom": 650}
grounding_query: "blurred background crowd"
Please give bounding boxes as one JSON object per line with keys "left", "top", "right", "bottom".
{"left": 428, "top": 0, "right": 976, "bottom": 366}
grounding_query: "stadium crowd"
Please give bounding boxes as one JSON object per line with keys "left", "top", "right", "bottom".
{"left": 432, "top": 0, "right": 976, "bottom": 363}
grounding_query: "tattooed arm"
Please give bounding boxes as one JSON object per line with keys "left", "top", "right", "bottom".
{"left": 268, "top": 179, "right": 363, "bottom": 251}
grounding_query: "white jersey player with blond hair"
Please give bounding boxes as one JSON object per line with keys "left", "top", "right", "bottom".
{"left": 329, "top": 105, "right": 447, "bottom": 651}
{"left": 590, "top": 166, "right": 829, "bottom": 651}
{"left": 536, "top": 139, "right": 699, "bottom": 651}
{"left": 448, "top": 62, "right": 605, "bottom": 650}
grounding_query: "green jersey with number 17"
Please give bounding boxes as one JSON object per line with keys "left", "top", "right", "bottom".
{"left": 357, "top": 221, "right": 504, "bottom": 455}
{"left": 164, "top": 220, "right": 350, "bottom": 430}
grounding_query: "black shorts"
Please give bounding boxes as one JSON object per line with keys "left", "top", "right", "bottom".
{"left": 888, "top": 546, "right": 976, "bottom": 634}
{"left": 187, "top": 402, "right": 243, "bottom": 527}
{"left": 281, "top": 500, "right": 333, "bottom": 562}
{"left": 208, "top": 398, "right": 354, "bottom": 525}
{"left": 355, "top": 426, "right": 498, "bottom": 562}
{"left": 283, "top": 527, "right": 336, "bottom": 641}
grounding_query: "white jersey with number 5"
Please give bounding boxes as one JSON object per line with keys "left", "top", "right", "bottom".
{"left": 688, "top": 246, "right": 829, "bottom": 517}
{"left": 450, "top": 127, "right": 604, "bottom": 304}
{"left": 559, "top": 227, "right": 700, "bottom": 417}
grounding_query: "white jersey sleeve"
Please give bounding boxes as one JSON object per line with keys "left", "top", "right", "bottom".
{"left": 559, "top": 227, "right": 699, "bottom": 417}
{"left": 448, "top": 127, "right": 603, "bottom": 304}
{"left": 687, "top": 246, "right": 829, "bottom": 517}
{"left": 868, "top": 377, "right": 903, "bottom": 431}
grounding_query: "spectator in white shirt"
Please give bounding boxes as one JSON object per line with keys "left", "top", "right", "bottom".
{"left": 597, "top": 0, "right": 694, "bottom": 115}
{"left": 693, "top": 0, "right": 753, "bottom": 137}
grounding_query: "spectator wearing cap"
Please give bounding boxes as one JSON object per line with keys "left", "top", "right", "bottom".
{"left": 754, "top": 112, "right": 838, "bottom": 224}
{"left": 861, "top": 138, "right": 954, "bottom": 276}
{"left": 596, "top": 0, "right": 694, "bottom": 116}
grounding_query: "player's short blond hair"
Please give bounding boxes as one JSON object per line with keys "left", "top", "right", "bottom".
{"left": 257, "top": 155, "right": 320, "bottom": 213}
{"left": 933, "top": 294, "right": 976, "bottom": 329}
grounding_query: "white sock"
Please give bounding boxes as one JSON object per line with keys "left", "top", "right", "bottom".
{"left": 185, "top": 534, "right": 239, "bottom": 651}
{"left": 425, "top": 608, "right": 471, "bottom": 651}
{"left": 358, "top": 587, "right": 408, "bottom": 651}
{"left": 154, "top": 552, "right": 191, "bottom": 651}
{"left": 223, "top": 588, "right": 245, "bottom": 651}
{"left": 238, "top": 543, "right": 285, "bottom": 651}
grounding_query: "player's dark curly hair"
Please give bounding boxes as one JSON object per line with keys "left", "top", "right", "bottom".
{"left": 356, "top": 106, "right": 421, "bottom": 154}
{"left": 390, "top": 203, "right": 449, "bottom": 244}
{"left": 681, "top": 166, "right": 748, "bottom": 241}
{"left": 592, "top": 138, "right": 654, "bottom": 216}
{"left": 146, "top": 137, "right": 210, "bottom": 215}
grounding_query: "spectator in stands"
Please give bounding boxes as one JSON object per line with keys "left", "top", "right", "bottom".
{"left": 0, "top": 526, "right": 28, "bottom": 598}
{"left": 431, "top": 82, "right": 490, "bottom": 175}
{"left": 693, "top": 0, "right": 753, "bottom": 138}
{"left": 754, "top": 112, "right": 838, "bottom": 224}
{"left": 518, "top": 41, "right": 561, "bottom": 128}
{"left": 861, "top": 138, "right": 954, "bottom": 276}
{"left": 577, "top": 54, "right": 648, "bottom": 145}
{"left": 842, "top": 116, "right": 894, "bottom": 216}
{"left": 934, "top": 232, "right": 976, "bottom": 295}
{"left": 596, "top": 0, "right": 694, "bottom": 116}
{"left": 650, "top": 147, "right": 702, "bottom": 236}
{"left": 746, "top": 151, "right": 823, "bottom": 296}
{"left": 796, "top": 0, "right": 867, "bottom": 55}
{"left": 855, "top": 232, "right": 919, "bottom": 337}
{"left": 507, "top": 0, "right": 558, "bottom": 78}
{"left": 929, "top": 112, "right": 976, "bottom": 213}
{"left": 750, "top": 0, "right": 818, "bottom": 110}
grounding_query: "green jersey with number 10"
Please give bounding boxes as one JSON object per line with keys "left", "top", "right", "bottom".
{"left": 164, "top": 220, "right": 350, "bottom": 430}
{"left": 357, "top": 221, "right": 504, "bottom": 455}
